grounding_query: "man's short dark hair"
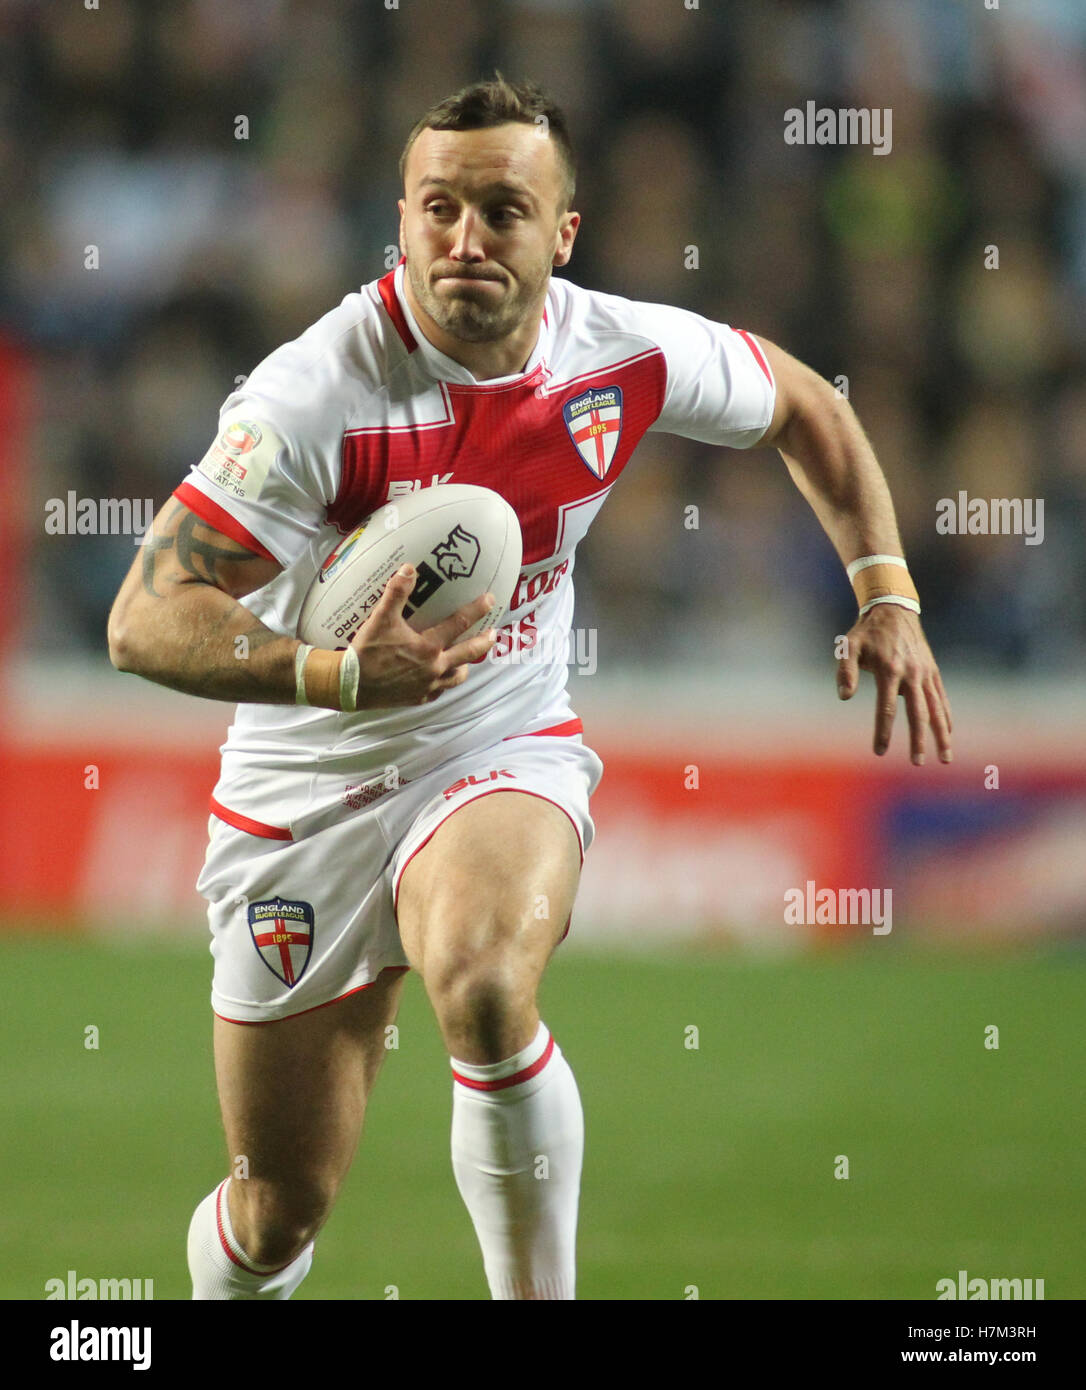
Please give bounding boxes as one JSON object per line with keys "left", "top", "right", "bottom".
{"left": 400, "top": 75, "right": 576, "bottom": 212}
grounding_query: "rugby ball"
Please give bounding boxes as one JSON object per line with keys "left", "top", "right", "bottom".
{"left": 298, "top": 484, "right": 522, "bottom": 649}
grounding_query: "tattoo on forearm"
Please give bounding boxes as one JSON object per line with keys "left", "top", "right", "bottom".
{"left": 141, "top": 505, "right": 184, "bottom": 597}
{"left": 141, "top": 505, "right": 260, "bottom": 597}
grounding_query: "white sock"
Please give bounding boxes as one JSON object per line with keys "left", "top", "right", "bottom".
{"left": 187, "top": 1178, "right": 314, "bottom": 1300}
{"left": 450, "top": 1022, "right": 584, "bottom": 1300}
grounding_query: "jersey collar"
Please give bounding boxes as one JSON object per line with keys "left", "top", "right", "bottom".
{"left": 393, "top": 261, "right": 550, "bottom": 386}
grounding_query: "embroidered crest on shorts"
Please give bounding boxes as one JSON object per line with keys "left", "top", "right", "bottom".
{"left": 247, "top": 897, "right": 315, "bottom": 988}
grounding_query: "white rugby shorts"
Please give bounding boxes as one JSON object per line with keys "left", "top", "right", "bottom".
{"left": 196, "top": 730, "right": 603, "bottom": 1023}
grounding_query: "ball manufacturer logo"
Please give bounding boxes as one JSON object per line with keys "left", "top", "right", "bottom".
{"left": 431, "top": 524, "right": 481, "bottom": 580}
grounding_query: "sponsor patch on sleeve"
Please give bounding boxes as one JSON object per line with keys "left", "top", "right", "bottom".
{"left": 196, "top": 419, "right": 283, "bottom": 502}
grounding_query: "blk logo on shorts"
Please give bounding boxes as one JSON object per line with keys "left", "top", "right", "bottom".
{"left": 442, "top": 769, "right": 517, "bottom": 800}
{"left": 247, "top": 898, "right": 315, "bottom": 988}
{"left": 563, "top": 385, "right": 623, "bottom": 480}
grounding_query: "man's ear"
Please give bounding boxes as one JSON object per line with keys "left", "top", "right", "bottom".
{"left": 553, "top": 211, "right": 580, "bottom": 267}
{"left": 398, "top": 199, "right": 406, "bottom": 257}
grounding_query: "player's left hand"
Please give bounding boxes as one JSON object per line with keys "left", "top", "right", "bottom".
{"left": 836, "top": 605, "right": 953, "bottom": 765}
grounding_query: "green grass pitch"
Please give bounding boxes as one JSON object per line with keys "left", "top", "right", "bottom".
{"left": 1, "top": 931, "right": 1082, "bottom": 1300}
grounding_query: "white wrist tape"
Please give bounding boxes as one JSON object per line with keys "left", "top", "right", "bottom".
{"left": 294, "top": 644, "right": 314, "bottom": 706}
{"left": 338, "top": 645, "right": 360, "bottom": 713}
{"left": 858, "top": 594, "right": 922, "bottom": 619}
{"left": 847, "top": 553, "right": 920, "bottom": 616}
{"left": 846, "top": 554, "right": 909, "bottom": 582}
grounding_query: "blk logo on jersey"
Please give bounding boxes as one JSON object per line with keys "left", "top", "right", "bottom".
{"left": 431, "top": 524, "right": 480, "bottom": 580}
{"left": 247, "top": 898, "right": 315, "bottom": 988}
{"left": 563, "top": 386, "right": 623, "bottom": 480}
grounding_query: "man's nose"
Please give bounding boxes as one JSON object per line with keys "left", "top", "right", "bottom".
{"left": 449, "top": 209, "right": 486, "bottom": 262}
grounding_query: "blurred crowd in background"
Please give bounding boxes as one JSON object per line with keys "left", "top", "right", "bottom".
{"left": 3, "top": 0, "right": 1084, "bottom": 674}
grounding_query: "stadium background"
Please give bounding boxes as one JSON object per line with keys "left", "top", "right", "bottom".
{"left": 0, "top": 0, "right": 1083, "bottom": 1301}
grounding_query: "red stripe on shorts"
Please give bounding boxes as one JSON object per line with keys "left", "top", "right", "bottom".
{"left": 213, "top": 968, "right": 411, "bottom": 1026}
{"left": 210, "top": 796, "right": 293, "bottom": 841}
{"left": 392, "top": 788, "right": 584, "bottom": 919}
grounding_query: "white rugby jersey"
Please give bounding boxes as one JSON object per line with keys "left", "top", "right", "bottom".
{"left": 175, "top": 262, "right": 776, "bottom": 839}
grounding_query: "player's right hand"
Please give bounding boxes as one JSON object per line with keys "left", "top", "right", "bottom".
{"left": 347, "top": 564, "right": 497, "bottom": 708}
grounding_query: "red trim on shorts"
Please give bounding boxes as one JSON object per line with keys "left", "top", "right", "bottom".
{"left": 735, "top": 329, "right": 774, "bottom": 388}
{"left": 215, "top": 1180, "right": 294, "bottom": 1276}
{"left": 173, "top": 482, "right": 280, "bottom": 564}
{"left": 392, "top": 787, "right": 585, "bottom": 921}
{"left": 210, "top": 796, "right": 293, "bottom": 841}
{"left": 378, "top": 267, "right": 416, "bottom": 352}
{"left": 502, "top": 718, "right": 583, "bottom": 741}
{"left": 214, "top": 966, "right": 411, "bottom": 1026}
{"left": 452, "top": 1031, "right": 555, "bottom": 1092}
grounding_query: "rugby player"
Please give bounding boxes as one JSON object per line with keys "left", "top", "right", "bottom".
{"left": 107, "top": 76, "right": 952, "bottom": 1300}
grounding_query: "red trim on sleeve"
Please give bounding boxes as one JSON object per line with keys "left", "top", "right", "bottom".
{"left": 502, "top": 718, "right": 583, "bottom": 741}
{"left": 378, "top": 268, "right": 416, "bottom": 352}
{"left": 173, "top": 482, "right": 280, "bottom": 564}
{"left": 452, "top": 1032, "right": 555, "bottom": 1091}
{"left": 210, "top": 796, "right": 293, "bottom": 841}
{"left": 735, "top": 329, "right": 774, "bottom": 388}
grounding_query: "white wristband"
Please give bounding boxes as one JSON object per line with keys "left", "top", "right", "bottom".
{"left": 294, "top": 644, "right": 314, "bottom": 705}
{"left": 338, "top": 645, "right": 360, "bottom": 713}
{"left": 858, "top": 594, "right": 922, "bottom": 619}
{"left": 846, "top": 554, "right": 909, "bottom": 582}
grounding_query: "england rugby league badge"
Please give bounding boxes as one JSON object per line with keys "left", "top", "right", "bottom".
{"left": 247, "top": 897, "right": 315, "bottom": 988}
{"left": 562, "top": 385, "right": 623, "bottom": 480}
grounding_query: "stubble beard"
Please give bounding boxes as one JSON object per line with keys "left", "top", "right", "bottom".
{"left": 404, "top": 252, "right": 552, "bottom": 344}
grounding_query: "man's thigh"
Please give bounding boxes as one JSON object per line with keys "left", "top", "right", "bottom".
{"left": 390, "top": 733, "right": 601, "bottom": 974}
{"left": 395, "top": 791, "right": 582, "bottom": 1058}
{"left": 214, "top": 966, "right": 406, "bottom": 1194}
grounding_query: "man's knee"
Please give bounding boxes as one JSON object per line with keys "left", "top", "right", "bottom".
{"left": 432, "top": 948, "right": 520, "bottom": 1022}
{"left": 228, "top": 1175, "right": 334, "bottom": 1267}
{"left": 421, "top": 937, "right": 542, "bottom": 1062}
